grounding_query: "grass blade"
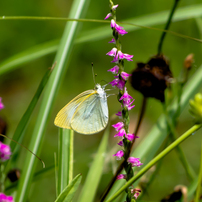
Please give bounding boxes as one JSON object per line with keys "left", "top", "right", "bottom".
{"left": 55, "top": 174, "right": 82, "bottom": 202}
{"left": 14, "top": 0, "right": 90, "bottom": 201}
{"left": 78, "top": 127, "right": 109, "bottom": 202}
{"left": 1, "top": 4, "right": 202, "bottom": 75}
{"left": 57, "top": 129, "right": 74, "bottom": 196}
{"left": 106, "top": 64, "right": 202, "bottom": 200}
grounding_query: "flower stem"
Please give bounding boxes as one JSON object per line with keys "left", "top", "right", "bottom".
{"left": 163, "top": 104, "right": 196, "bottom": 180}
{"left": 106, "top": 124, "right": 202, "bottom": 202}
{"left": 100, "top": 97, "right": 147, "bottom": 201}
{"left": 157, "top": 0, "right": 180, "bottom": 55}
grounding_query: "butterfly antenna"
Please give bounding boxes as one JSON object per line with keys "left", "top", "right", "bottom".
{"left": 0, "top": 134, "right": 45, "bottom": 168}
{"left": 92, "top": 62, "right": 97, "bottom": 85}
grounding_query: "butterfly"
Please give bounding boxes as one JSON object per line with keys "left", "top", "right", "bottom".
{"left": 54, "top": 84, "right": 109, "bottom": 135}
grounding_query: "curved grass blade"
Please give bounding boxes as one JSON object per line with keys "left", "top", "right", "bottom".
{"left": 4, "top": 65, "right": 54, "bottom": 172}
{"left": 57, "top": 129, "right": 74, "bottom": 196}
{"left": 106, "top": 64, "right": 202, "bottom": 200}
{"left": 55, "top": 173, "right": 82, "bottom": 202}
{"left": 194, "top": 140, "right": 202, "bottom": 202}
{"left": 106, "top": 124, "right": 202, "bottom": 202}
{"left": 14, "top": 0, "right": 90, "bottom": 201}
{"left": 0, "top": 40, "right": 58, "bottom": 76}
{"left": 77, "top": 126, "right": 109, "bottom": 202}
{"left": 1, "top": 4, "right": 202, "bottom": 76}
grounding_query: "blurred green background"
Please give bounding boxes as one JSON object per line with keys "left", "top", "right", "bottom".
{"left": 0, "top": 0, "right": 202, "bottom": 201}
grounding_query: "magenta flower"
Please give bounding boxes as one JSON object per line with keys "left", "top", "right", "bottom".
{"left": 121, "top": 71, "right": 131, "bottom": 80}
{"left": 112, "top": 4, "right": 118, "bottom": 10}
{"left": 117, "top": 174, "right": 126, "bottom": 180}
{"left": 113, "top": 150, "right": 124, "bottom": 160}
{"left": 127, "top": 157, "right": 143, "bottom": 167}
{"left": 108, "top": 38, "right": 116, "bottom": 43}
{"left": 117, "top": 140, "right": 123, "bottom": 146}
{"left": 112, "top": 122, "right": 124, "bottom": 131}
{"left": 110, "top": 19, "right": 116, "bottom": 28}
{"left": 109, "top": 78, "right": 125, "bottom": 90}
{"left": 116, "top": 50, "right": 133, "bottom": 61}
{"left": 114, "top": 128, "right": 126, "bottom": 138}
{"left": 108, "top": 65, "right": 119, "bottom": 74}
{"left": 116, "top": 111, "right": 122, "bottom": 117}
{"left": 0, "top": 142, "right": 11, "bottom": 161}
{"left": 125, "top": 99, "right": 135, "bottom": 111}
{"left": 105, "top": 13, "right": 112, "bottom": 20}
{"left": 119, "top": 88, "right": 133, "bottom": 103}
{"left": 0, "top": 193, "right": 14, "bottom": 202}
{"left": 131, "top": 188, "right": 141, "bottom": 199}
{"left": 125, "top": 133, "right": 139, "bottom": 142}
{"left": 106, "top": 47, "right": 117, "bottom": 57}
{"left": 0, "top": 98, "right": 4, "bottom": 110}
{"left": 110, "top": 19, "right": 128, "bottom": 35}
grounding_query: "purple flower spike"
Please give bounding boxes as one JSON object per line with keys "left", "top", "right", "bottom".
{"left": 115, "top": 24, "right": 128, "bottom": 35}
{"left": 121, "top": 71, "right": 132, "bottom": 80}
{"left": 105, "top": 13, "right": 112, "bottom": 20}
{"left": 116, "top": 111, "right": 122, "bottom": 117}
{"left": 127, "top": 157, "right": 143, "bottom": 167}
{"left": 117, "top": 174, "right": 126, "bottom": 180}
{"left": 110, "top": 19, "right": 128, "bottom": 35}
{"left": 0, "top": 142, "right": 12, "bottom": 161}
{"left": 109, "top": 78, "right": 125, "bottom": 90}
{"left": 126, "top": 133, "right": 139, "bottom": 142}
{"left": 117, "top": 51, "right": 133, "bottom": 61}
{"left": 117, "top": 140, "right": 123, "bottom": 146}
{"left": 114, "top": 128, "right": 126, "bottom": 138}
{"left": 112, "top": 122, "right": 124, "bottom": 131}
{"left": 0, "top": 193, "right": 14, "bottom": 202}
{"left": 110, "top": 19, "right": 116, "bottom": 28}
{"left": 126, "top": 99, "right": 135, "bottom": 111}
{"left": 119, "top": 87, "right": 133, "bottom": 103}
{"left": 106, "top": 47, "right": 117, "bottom": 57}
{"left": 112, "top": 4, "right": 119, "bottom": 10}
{"left": 113, "top": 150, "right": 124, "bottom": 160}
{"left": 0, "top": 98, "right": 4, "bottom": 110}
{"left": 108, "top": 38, "right": 116, "bottom": 44}
{"left": 108, "top": 65, "right": 119, "bottom": 74}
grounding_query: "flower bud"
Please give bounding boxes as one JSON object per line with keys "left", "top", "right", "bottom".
{"left": 189, "top": 93, "right": 202, "bottom": 124}
{"left": 184, "top": 53, "right": 194, "bottom": 70}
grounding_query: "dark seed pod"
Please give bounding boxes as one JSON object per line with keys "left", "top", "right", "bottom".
{"left": 130, "top": 55, "right": 173, "bottom": 102}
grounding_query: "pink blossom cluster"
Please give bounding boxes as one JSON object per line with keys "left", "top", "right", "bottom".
{"left": 104, "top": 4, "right": 142, "bottom": 198}
{"left": 0, "top": 141, "right": 12, "bottom": 161}
{"left": 0, "top": 97, "right": 4, "bottom": 110}
{"left": 0, "top": 193, "right": 14, "bottom": 202}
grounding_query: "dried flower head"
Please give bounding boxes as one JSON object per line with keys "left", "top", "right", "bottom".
{"left": 130, "top": 55, "right": 173, "bottom": 102}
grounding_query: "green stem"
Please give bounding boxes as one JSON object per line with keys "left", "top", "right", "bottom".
{"left": 157, "top": 0, "right": 180, "bottom": 55}
{"left": 163, "top": 104, "right": 196, "bottom": 180}
{"left": 106, "top": 124, "right": 202, "bottom": 202}
{"left": 194, "top": 140, "right": 202, "bottom": 202}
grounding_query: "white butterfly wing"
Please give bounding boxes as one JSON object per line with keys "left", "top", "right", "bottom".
{"left": 54, "top": 90, "right": 95, "bottom": 129}
{"left": 71, "top": 92, "right": 108, "bottom": 134}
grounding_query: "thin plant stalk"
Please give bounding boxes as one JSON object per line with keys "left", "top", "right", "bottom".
{"left": 157, "top": 0, "right": 180, "bottom": 54}
{"left": 106, "top": 124, "right": 202, "bottom": 202}
{"left": 15, "top": 0, "right": 90, "bottom": 201}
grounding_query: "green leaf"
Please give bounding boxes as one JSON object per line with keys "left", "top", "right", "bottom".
{"left": 1, "top": 4, "right": 202, "bottom": 75}
{"left": 106, "top": 64, "right": 202, "bottom": 200}
{"left": 57, "top": 129, "right": 74, "bottom": 196}
{"left": 14, "top": 0, "right": 90, "bottom": 201}
{"left": 77, "top": 126, "right": 110, "bottom": 202}
{"left": 55, "top": 174, "right": 82, "bottom": 202}
{"left": 4, "top": 66, "right": 54, "bottom": 172}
